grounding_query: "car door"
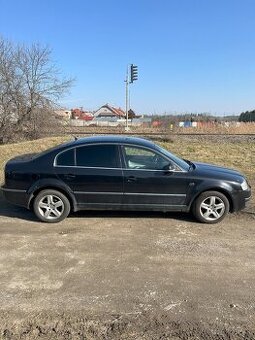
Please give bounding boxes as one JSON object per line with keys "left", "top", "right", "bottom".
{"left": 121, "top": 145, "right": 190, "bottom": 210}
{"left": 54, "top": 144, "right": 123, "bottom": 208}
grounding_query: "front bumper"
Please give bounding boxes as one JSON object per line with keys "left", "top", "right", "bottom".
{"left": 232, "top": 187, "right": 252, "bottom": 212}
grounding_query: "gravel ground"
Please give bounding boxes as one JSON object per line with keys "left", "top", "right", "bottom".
{"left": 0, "top": 189, "right": 254, "bottom": 338}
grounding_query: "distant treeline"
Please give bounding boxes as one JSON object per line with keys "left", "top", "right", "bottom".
{"left": 238, "top": 110, "right": 255, "bottom": 122}
{"left": 147, "top": 111, "right": 255, "bottom": 123}
{"left": 149, "top": 113, "right": 238, "bottom": 123}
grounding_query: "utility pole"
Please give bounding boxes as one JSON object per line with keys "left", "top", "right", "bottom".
{"left": 125, "top": 66, "right": 130, "bottom": 131}
{"left": 125, "top": 64, "right": 138, "bottom": 131}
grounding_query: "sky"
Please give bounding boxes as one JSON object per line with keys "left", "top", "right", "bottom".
{"left": 1, "top": 0, "right": 255, "bottom": 115}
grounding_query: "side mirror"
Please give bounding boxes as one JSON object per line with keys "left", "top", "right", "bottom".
{"left": 163, "top": 163, "right": 176, "bottom": 172}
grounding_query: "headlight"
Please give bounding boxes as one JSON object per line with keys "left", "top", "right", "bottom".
{"left": 241, "top": 180, "right": 249, "bottom": 191}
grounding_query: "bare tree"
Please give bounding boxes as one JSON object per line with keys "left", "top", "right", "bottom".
{"left": 0, "top": 37, "right": 73, "bottom": 143}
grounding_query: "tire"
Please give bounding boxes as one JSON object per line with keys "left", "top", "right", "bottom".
{"left": 192, "top": 191, "right": 230, "bottom": 224}
{"left": 33, "top": 189, "right": 70, "bottom": 223}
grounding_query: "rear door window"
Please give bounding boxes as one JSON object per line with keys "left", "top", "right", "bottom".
{"left": 76, "top": 144, "right": 120, "bottom": 168}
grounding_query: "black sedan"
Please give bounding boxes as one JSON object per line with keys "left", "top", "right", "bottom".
{"left": 1, "top": 136, "right": 251, "bottom": 223}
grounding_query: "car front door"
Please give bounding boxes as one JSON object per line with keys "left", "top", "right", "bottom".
{"left": 54, "top": 144, "right": 123, "bottom": 209}
{"left": 121, "top": 145, "right": 189, "bottom": 210}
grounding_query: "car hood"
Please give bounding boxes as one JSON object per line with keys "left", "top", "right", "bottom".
{"left": 192, "top": 161, "right": 244, "bottom": 182}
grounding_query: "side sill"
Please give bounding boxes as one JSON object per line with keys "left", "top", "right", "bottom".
{"left": 76, "top": 203, "right": 188, "bottom": 212}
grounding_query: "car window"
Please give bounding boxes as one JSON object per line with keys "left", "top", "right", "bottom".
{"left": 154, "top": 144, "right": 190, "bottom": 171}
{"left": 123, "top": 146, "right": 171, "bottom": 170}
{"left": 56, "top": 148, "right": 75, "bottom": 166}
{"left": 76, "top": 144, "right": 120, "bottom": 168}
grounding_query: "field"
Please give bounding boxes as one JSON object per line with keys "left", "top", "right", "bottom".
{"left": 0, "top": 134, "right": 254, "bottom": 339}
{"left": 1, "top": 133, "right": 255, "bottom": 183}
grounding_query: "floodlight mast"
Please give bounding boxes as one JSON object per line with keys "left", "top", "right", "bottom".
{"left": 130, "top": 64, "right": 138, "bottom": 83}
{"left": 125, "top": 64, "right": 138, "bottom": 131}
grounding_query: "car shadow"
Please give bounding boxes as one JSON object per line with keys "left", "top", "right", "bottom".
{"left": 0, "top": 191, "right": 197, "bottom": 224}
{"left": 70, "top": 209, "right": 197, "bottom": 222}
{"left": 0, "top": 191, "right": 37, "bottom": 222}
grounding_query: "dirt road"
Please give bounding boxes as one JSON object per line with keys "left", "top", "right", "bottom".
{"left": 0, "top": 192, "right": 255, "bottom": 339}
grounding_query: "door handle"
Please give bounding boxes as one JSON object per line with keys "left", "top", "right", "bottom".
{"left": 64, "top": 174, "right": 76, "bottom": 180}
{"left": 127, "top": 176, "right": 137, "bottom": 183}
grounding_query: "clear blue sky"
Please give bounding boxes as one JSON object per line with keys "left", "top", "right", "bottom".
{"left": 1, "top": 0, "right": 255, "bottom": 115}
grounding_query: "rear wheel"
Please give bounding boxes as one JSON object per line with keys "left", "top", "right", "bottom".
{"left": 192, "top": 191, "right": 229, "bottom": 224}
{"left": 33, "top": 189, "right": 70, "bottom": 223}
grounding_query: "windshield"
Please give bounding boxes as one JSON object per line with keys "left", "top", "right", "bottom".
{"left": 155, "top": 144, "right": 191, "bottom": 171}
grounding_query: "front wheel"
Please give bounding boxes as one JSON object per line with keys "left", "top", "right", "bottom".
{"left": 192, "top": 191, "right": 230, "bottom": 224}
{"left": 33, "top": 189, "right": 70, "bottom": 223}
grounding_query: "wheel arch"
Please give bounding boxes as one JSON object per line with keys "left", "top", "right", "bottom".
{"left": 189, "top": 187, "right": 234, "bottom": 213}
{"left": 28, "top": 180, "right": 78, "bottom": 212}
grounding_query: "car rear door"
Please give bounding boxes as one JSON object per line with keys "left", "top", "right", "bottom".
{"left": 54, "top": 144, "right": 124, "bottom": 208}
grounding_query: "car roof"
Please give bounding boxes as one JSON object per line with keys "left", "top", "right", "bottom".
{"left": 36, "top": 135, "right": 158, "bottom": 161}
{"left": 71, "top": 135, "right": 156, "bottom": 148}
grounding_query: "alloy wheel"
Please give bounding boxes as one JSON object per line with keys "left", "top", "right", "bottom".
{"left": 199, "top": 195, "right": 226, "bottom": 222}
{"left": 38, "top": 194, "right": 65, "bottom": 220}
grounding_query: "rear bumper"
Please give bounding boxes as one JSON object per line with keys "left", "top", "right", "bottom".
{"left": 1, "top": 187, "right": 30, "bottom": 209}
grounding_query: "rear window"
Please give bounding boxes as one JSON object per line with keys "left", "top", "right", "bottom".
{"left": 76, "top": 145, "right": 119, "bottom": 168}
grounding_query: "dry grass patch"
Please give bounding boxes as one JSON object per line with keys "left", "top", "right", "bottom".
{"left": 0, "top": 136, "right": 70, "bottom": 183}
{"left": 160, "top": 139, "right": 255, "bottom": 181}
{"left": 0, "top": 135, "right": 254, "bottom": 184}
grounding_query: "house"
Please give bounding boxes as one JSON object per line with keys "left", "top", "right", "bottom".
{"left": 71, "top": 108, "right": 93, "bottom": 121}
{"left": 93, "top": 104, "right": 126, "bottom": 119}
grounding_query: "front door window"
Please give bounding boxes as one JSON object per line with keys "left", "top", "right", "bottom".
{"left": 123, "top": 146, "right": 178, "bottom": 171}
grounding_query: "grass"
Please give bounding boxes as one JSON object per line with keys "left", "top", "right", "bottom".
{"left": 160, "top": 139, "right": 255, "bottom": 181}
{"left": 0, "top": 136, "right": 69, "bottom": 184}
{"left": 0, "top": 135, "right": 254, "bottom": 184}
